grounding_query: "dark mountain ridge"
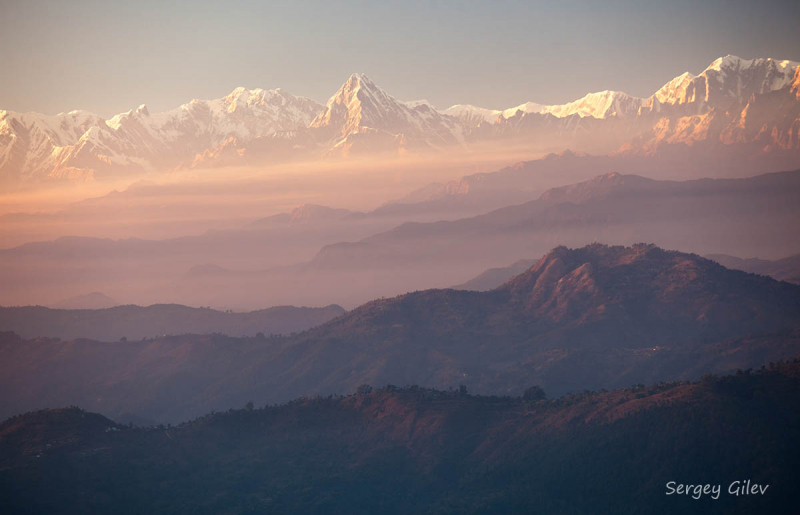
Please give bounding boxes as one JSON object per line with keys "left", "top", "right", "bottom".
{"left": 0, "top": 303, "right": 345, "bottom": 341}
{"left": 2, "top": 244, "right": 799, "bottom": 424}
{"left": 2, "top": 361, "right": 799, "bottom": 514}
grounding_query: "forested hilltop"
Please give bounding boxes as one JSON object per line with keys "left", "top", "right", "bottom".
{"left": 2, "top": 361, "right": 799, "bottom": 515}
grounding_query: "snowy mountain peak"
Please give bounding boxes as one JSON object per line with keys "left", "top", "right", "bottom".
{"left": 229, "top": 86, "right": 248, "bottom": 95}
{"left": 501, "top": 101, "right": 548, "bottom": 119}
{"left": 220, "top": 86, "right": 313, "bottom": 114}
{"left": 3, "top": 54, "right": 799, "bottom": 184}
{"left": 332, "top": 73, "right": 381, "bottom": 99}
{"left": 705, "top": 54, "right": 747, "bottom": 72}
{"left": 309, "top": 73, "right": 373, "bottom": 136}
{"left": 308, "top": 73, "right": 465, "bottom": 152}
{"left": 653, "top": 72, "right": 696, "bottom": 104}
{"left": 702, "top": 54, "right": 797, "bottom": 74}
{"left": 452, "top": 55, "right": 800, "bottom": 126}
{"left": 312, "top": 73, "right": 402, "bottom": 134}
{"left": 645, "top": 55, "right": 800, "bottom": 115}
{"left": 1, "top": 86, "right": 324, "bottom": 182}
{"left": 542, "top": 91, "right": 644, "bottom": 119}
{"left": 403, "top": 99, "right": 435, "bottom": 109}
{"left": 443, "top": 104, "right": 503, "bottom": 126}
{"left": 449, "top": 91, "right": 643, "bottom": 125}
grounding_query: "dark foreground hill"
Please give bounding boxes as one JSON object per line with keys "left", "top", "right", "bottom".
{"left": 2, "top": 244, "right": 799, "bottom": 424}
{"left": 0, "top": 303, "right": 345, "bottom": 341}
{"left": 2, "top": 362, "right": 799, "bottom": 515}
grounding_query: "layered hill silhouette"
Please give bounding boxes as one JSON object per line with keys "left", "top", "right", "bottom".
{"left": 452, "top": 258, "right": 537, "bottom": 291}
{"left": 0, "top": 204, "right": 404, "bottom": 309}
{"left": 707, "top": 253, "right": 800, "bottom": 285}
{"left": 389, "top": 147, "right": 800, "bottom": 218}
{"left": 2, "top": 362, "right": 799, "bottom": 514}
{"left": 4, "top": 167, "right": 799, "bottom": 310}
{"left": 278, "top": 169, "right": 800, "bottom": 306}
{"left": 2, "top": 244, "right": 799, "bottom": 424}
{"left": 52, "top": 291, "right": 118, "bottom": 309}
{"left": 312, "top": 170, "right": 800, "bottom": 272}
{"left": 0, "top": 303, "right": 345, "bottom": 341}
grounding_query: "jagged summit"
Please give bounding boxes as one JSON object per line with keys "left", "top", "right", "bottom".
{"left": 704, "top": 54, "right": 800, "bottom": 74}
{"left": 308, "top": 72, "right": 465, "bottom": 152}
{"left": 3, "top": 54, "right": 799, "bottom": 183}
{"left": 643, "top": 54, "right": 800, "bottom": 115}
{"left": 309, "top": 73, "right": 390, "bottom": 137}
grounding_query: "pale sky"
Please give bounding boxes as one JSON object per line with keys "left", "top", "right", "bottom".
{"left": 1, "top": 0, "right": 799, "bottom": 117}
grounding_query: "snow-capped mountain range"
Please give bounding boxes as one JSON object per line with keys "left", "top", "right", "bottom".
{"left": 0, "top": 88, "right": 322, "bottom": 182}
{"left": 448, "top": 55, "right": 799, "bottom": 123}
{"left": 1, "top": 55, "right": 798, "bottom": 184}
{"left": 444, "top": 90, "right": 645, "bottom": 124}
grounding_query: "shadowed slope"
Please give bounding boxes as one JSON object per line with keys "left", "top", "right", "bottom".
{"left": 2, "top": 362, "right": 799, "bottom": 514}
{"left": 2, "top": 244, "right": 799, "bottom": 424}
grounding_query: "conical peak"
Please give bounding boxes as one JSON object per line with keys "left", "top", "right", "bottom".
{"left": 338, "top": 73, "right": 379, "bottom": 97}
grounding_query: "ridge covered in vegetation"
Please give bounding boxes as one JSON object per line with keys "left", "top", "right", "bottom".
{"left": 2, "top": 361, "right": 799, "bottom": 514}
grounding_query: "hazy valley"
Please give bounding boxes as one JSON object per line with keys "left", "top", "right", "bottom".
{"left": 2, "top": 25, "right": 800, "bottom": 513}
{"left": 3, "top": 167, "right": 797, "bottom": 310}
{"left": 3, "top": 244, "right": 799, "bottom": 425}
